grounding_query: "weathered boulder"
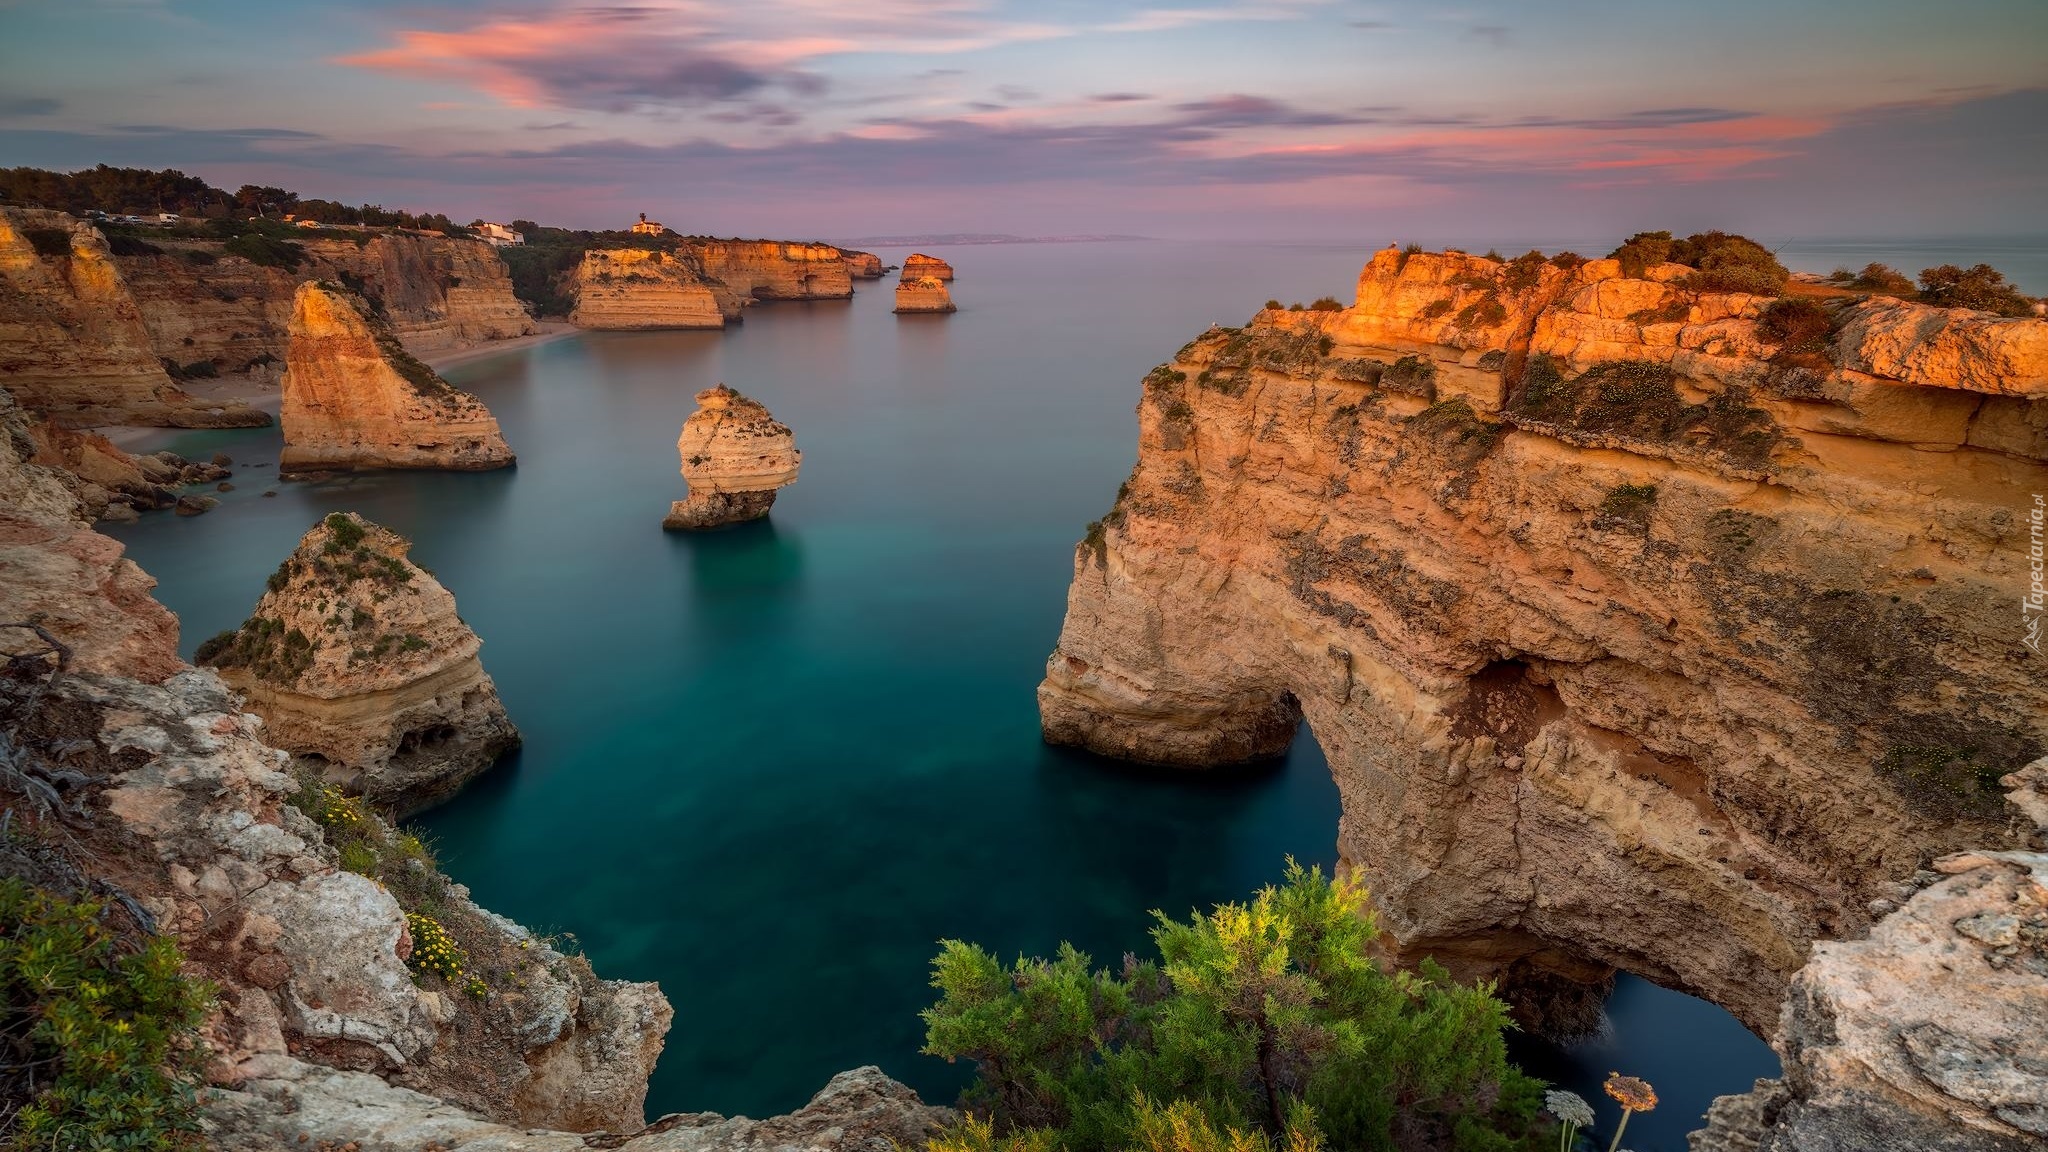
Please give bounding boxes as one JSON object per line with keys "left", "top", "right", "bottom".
{"left": 902, "top": 253, "right": 954, "bottom": 281}
{"left": 894, "top": 276, "right": 956, "bottom": 315}
{"left": 663, "top": 384, "right": 801, "bottom": 530}
{"left": 1692, "top": 769, "right": 2048, "bottom": 1151}
{"left": 280, "top": 281, "right": 515, "bottom": 473}
{"left": 197, "top": 511, "right": 519, "bottom": 815}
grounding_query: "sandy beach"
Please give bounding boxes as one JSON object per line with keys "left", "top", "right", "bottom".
{"left": 423, "top": 320, "right": 580, "bottom": 371}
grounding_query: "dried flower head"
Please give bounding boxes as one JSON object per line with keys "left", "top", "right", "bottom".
{"left": 1604, "top": 1073, "right": 1658, "bottom": 1112}
{"left": 1544, "top": 1089, "right": 1594, "bottom": 1127}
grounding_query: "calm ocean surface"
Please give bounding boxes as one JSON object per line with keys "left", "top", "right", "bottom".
{"left": 107, "top": 234, "right": 2042, "bottom": 1149}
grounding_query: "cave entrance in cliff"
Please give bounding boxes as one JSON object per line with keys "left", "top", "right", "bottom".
{"left": 1296, "top": 659, "right": 1781, "bottom": 1147}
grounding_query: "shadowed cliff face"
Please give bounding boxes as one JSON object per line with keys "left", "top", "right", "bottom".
{"left": 569, "top": 248, "right": 742, "bottom": 330}
{"left": 1038, "top": 248, "right": 2048, "bottom": 1033}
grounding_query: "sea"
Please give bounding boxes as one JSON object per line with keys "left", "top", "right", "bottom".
{"left": 107, "top": 235, "right": 2048, "bottom": 1149}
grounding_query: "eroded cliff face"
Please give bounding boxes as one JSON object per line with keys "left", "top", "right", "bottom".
{"left": 569, "top": 248, "right": 742, "bottom": 330}
{"left": 690, "top": 239, "right": 854, "bottom": 300}
{"left": 894, "top": 276, "right": 956, "bottom": 314}
{"left": 843, "top": 250, "right": 886, "bottom": 279}
{"left": 664, "top": 384, "right": 801, "bottom": 529}
{"left": 902, "top": 253, "right": 954, "bottom": 281}
{"left": 281, "top": 281, "right": 515, "bottom": 473}
{"left": 1039, "top": 247, "right": 2048, "bottom": 1033}
{"left": 198, "top": 513, "right": 520, "bottom": 815}
{"left": 0, "top": 207, "right": 268, "bottom": 427}
{"left": 0, "top": 384, "right": 946, "bottom": 1149}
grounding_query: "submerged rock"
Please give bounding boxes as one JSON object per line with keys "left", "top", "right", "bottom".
{"left": 902, "top": 252, "right": 955, "bottom": 281}
{"left": 663, "top": 384, "right": 801, "bottom": 530}
{"left": 197, "top": 511, "right": 520, "bottom": 814}
{"left": 894, "top": 276, "right": 956, "bottom": 315}
{"left": 280, "top": 281, "right": 515, "bottom": 474}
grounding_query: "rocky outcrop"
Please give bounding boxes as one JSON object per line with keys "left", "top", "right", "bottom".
{"left": 1692, "top": 767, "right": 2048, "bottom": 1152}
{"left": 894, "top": 276, "right": 956, "bottom": 315}
{"left": 0, "top": 207, "right": 269, "bottom": 427}
{"left": 843, "top": 250, "right": 886, "bottom": 279}
{"left": 0, "top": 390, "right": 943, "bottom": 1152}
{"left": 281, "top": 281, "right": 515, "bottom": 473}
{"left": 1039, "top": 247, "right": 2048, "bottom": 1034}
{"left": 569, "top": 249, "right": 743, "bottom": 330}
{"left": 690, "top": 240, "right": 854, "bottom": 300}
{"left": 21, "top": 415, "right": 228, "bottom": 519}
{"left": 902, "top": 253, "right": 954, "bottom": 281}
{"left": 206, "top": 1063, "right": 953, "bottom": 1151}
{"left": 663, "top": 384, "right": 801, "bottom": 529}
{"left": 306, "top": 233, "right": 535, "bottom": 354}
{"left": 196, "top": 512, "right": 519, "bottom": 815}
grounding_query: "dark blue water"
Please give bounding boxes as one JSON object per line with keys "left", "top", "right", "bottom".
{"left": 109, "top": 241, "right": 1778, "bottom": 1150}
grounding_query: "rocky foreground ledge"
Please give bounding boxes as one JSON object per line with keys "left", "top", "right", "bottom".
{"left": 0, "top": 385, "right": 942, "bottom": 1147}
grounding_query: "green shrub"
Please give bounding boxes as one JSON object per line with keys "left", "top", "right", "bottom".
{"left": 223, "top": 232, "right": 306, "bottom": 269}
{"left": 1848, "top": 263, "right": 1913, "bottom": 295}
{"left": 1610, "top": 231, "right": 1787, "bottom": 294}
{"left": 324, "top": 512, "right": 367, "bottom": 550}
{"left": 1596, "top": 483, "right": 1658, "bottom": 529}
{"left": 1757, "top": 297, "right": 1833, "bottom": 352}
{"left": 1383, "top": 355, "right": 1437, "bottom": 397}
{"left": 103, "top": 231, "right": 162, "bottom": 257}
{"left": 1308, "top": 297, "right": 1342, "bottom": 312}
{"left": 0, "top": 879, "right": 212, "bottom": 1150}
{"left": 1454, "top": 294, "right": 1506, "bottom": 329}
{"left": 1264, "top": 300, "right": 1282, "bottom": 311}
{"left": 183, "top": 248, "right": 218, "bottom": 266}
{"left": 1419, "top": 300, "right": 1454, "bottom": 320}
{"left": 1916, "top": 263, "right": 2033, "bottom": 317}
{"left": 21, "top": 227, "right": 73, "bottom": 258}
{"left": 922, "top": 862, "right": 1543, "bottom": 1152}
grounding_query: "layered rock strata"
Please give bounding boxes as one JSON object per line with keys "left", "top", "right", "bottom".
{"left": 894, "top": 276, "right": 956, "bottom": 314}
{"left": 281, "top": 281, "right": 515, "bottom": 473}
{"left": 902, "top": 253, "right": 954, "bottom": 281}
{"left": 0, "top": 206, "right": 269, "bottom": 427}
{"left": 0, "top": 388, "right": 945, "bottom": 1150}
{"left": 843, "top": 250, "right": 886, "bottom": 279}
{"left": 1039, "top": 247, "right": 2048, "bottom": 1033}
{"left": 1693, "top": 764, "right": 2048, "bottom": 1152}
{"left": 569, "top": 249, "right": 743, "bottom": 330}
{"left": 663, "top": 384, "right": 801, "bottom": 529}
{"left": 197, "top": 512, "right": 520, "bottom": 815}
{"left": 690, "top": 239, "right": 853, "bottom": 300}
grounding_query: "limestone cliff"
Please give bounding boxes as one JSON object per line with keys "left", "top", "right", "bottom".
{"left": 281, "top": 281, "right": 515, "bottom": 473}
{"left": 894, "top": 276, "right": 956, "bottom": 314}
{"left": 664, "top": 384, "right": 801, "bottom": 529}
{"left": 902, "top": 253, "right": 954, "bottom": 281}
{"left": 0, "top": 207, "right": 268, "bottom": 427}
{"left": 569, "top": 249, "right": 742, "bottom": 330}
{"left": 843, "top": 249, "right": 886, "bottom": 279}
{"left": 690, "top": 239, "right": 854, "bottom": 300}
{"left": 1039, "top": 247, "right": 2048, "bottom": 1034}
{"left": 1692, "top": 764, "right": 2048, "bottom": 1152}
{"left": 113, "top": 230, "right": 535, "bottom": 377}
{"left": 0, "top": 389, "right": 946, "bottom": 1150}
{"left": 197, "top": 512, "right": 520, "bottom": 815}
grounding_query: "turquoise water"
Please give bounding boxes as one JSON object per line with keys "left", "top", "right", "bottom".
{"left": 110, "top": 241, "right": 1784, "bottom": 1151}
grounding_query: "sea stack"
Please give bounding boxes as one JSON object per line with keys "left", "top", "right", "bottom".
{"left": 842, "top": 250, "right": 886, "bottom": 279}
{"left": 902, "top": 252, "right": 954, "bottom": 281}
{"left": 663, "top": 384, "right": 801, "bottom": 529}
{"left": 197, "top": 512, "right": 520, "bottom": 815}
{"left": 893, "top": 276, "right": 956, "bottom": 314}
{"left": 280, "top": 281, "right": 515, "bottom": 473}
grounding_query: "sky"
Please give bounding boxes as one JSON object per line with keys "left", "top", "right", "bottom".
{"left": 1, "top": 0, "right": 2045, "bottom": 241}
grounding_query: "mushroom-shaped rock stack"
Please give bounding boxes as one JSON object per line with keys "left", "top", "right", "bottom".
{"left": 894, "top": 276, "right": 956, "bottom": 315}
{"left": 902, "top": 252, "right": 954, "bottom": 281}
{"left": 196, "top": 512, "right": 520, "bottom": 815}
{"left": 281, "top": 281, "right": 515, "bottom": 473}
{"left": 663, "top": 384, "right": 802, "bottom": 529}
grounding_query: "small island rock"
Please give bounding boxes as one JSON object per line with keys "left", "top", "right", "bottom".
{"left": 894, "top": 276, "right": 956, "bottom": 315}
{"left": 902, "top": 253, "right": 955, "bottom": 281}
{"left": 663, "top": 384, "right": 801, "bottom": 529}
